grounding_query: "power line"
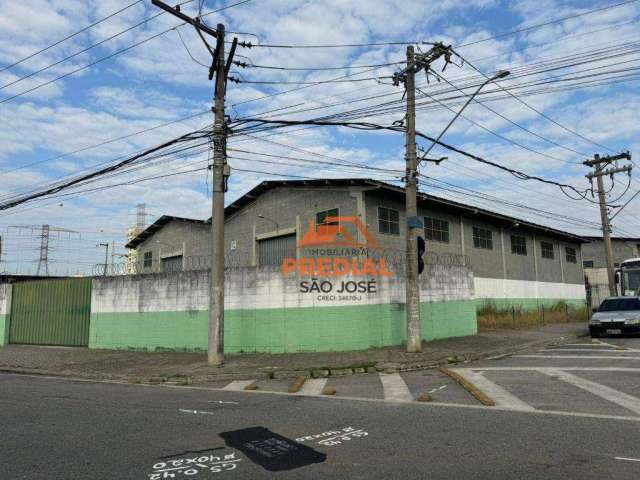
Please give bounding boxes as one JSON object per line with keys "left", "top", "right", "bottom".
{"left": 0, "top": 0, "right": 144, "bottom": 73}
{"left": 228, "top": 75, "right": 386, "bottom": 85}
{"left": 456, "top": 0, "right": 640, "bottom": 48}
{"left": 238, "top": 41, "right": 419, "bottom": 49}
{"left": 0, "top": 0, "right": 255, "bottom": 105}
{"left": 233, "top": 60, "right": 403, "bottom": 71}
{"left": 0, "top": 110, "right": 211, "bottom": 175}
{"left": 229, "top": 117, "right": 590, "bottom": 195}
{"left": 452, "top": 49, "right": 622, "bottom": 154}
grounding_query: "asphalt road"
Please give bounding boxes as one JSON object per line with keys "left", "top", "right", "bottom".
{"left": 2, "top": 336, "right": 640, "bottom": 479}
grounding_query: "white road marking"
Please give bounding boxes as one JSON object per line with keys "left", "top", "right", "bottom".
{"left": 615, "top": 457, "right": 640, "bottom": 462}
{"left": 450, "top": 369, "right": 535, "bottom": 412}
{"left": 594, "top": 340, "right": 640, "bottom": 352}
{"left": 178, "top": 408, "right": 215, "bottom": 415}
{"left": 379, "top": 373, "right": 414, "bottom": 402}
{"left": 428, "top": 385, "right": 447, "bottom": 394}
{"left": 515, "top": 355, "right": 640, "bottom": 360}
{"left": 8, "top": 372, "right": 640, "bottom": 422}
{"left": 222, "top": 380, "right": 256, "bottom": 391}
{"left": 208, "top": 400, "right": 239, "bottom": 405}
{"left": 539, "top": 349, "right": 625, "bottom": 353}
{"left": 463, "top": 367, "right": 640, "bottom": 372}
{"left": 540, "top": 369, "right": 640, "bottom": 415}
{"left": 297, "top": 378, "right": 327, "bottom": 396}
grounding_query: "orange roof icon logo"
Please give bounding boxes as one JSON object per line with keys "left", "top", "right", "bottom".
{"left": 298, "top": 216, "right": 380, "bottom": 249}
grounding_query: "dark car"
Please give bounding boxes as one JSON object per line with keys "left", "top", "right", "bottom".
{"left": 590, "top": 296, "right": 640, "bottom": 337}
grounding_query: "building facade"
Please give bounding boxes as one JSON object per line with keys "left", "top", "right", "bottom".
{"left": 125, "top": 215, "right": 209, "bottom": 272}
{"left": 129, "top": 179, "right": 587, "bottom": 313}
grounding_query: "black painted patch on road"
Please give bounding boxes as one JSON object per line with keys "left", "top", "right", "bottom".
{"left": 220, "top": 426, "right": 326, "bottom": 471}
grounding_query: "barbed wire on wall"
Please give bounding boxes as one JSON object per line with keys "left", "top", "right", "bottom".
{"left": 95, "top": 250, "right": 471, "bottom": 277}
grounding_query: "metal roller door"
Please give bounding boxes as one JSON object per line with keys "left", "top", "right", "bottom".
{"left": 9, "top": 278, "right": 92, "bottom": 346}
{"left": 258, "top": 234, "right": 296, "bottom": 267}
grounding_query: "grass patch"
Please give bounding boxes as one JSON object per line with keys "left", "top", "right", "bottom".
{"left": 477, "top": 300, "right": 588, "bottom": 330}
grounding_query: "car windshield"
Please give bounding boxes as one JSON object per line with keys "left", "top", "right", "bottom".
{"left": 598, "top": 298, "right": 640, "bottom": 312}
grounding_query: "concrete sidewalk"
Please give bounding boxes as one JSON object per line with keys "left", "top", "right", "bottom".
{"left": 0, "top": 323, "right": 589, "bottom": 384}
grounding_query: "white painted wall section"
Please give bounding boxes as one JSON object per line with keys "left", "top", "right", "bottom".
{"left": 474, "top": 277, "right": 585, "bottom": 300}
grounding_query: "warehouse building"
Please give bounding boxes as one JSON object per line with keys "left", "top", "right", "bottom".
{"left": 128, "top": 178, "right": 587, "bottom": 311}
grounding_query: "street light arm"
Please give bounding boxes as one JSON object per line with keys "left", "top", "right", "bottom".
{"left": 419, "top": 70, "right": 509, "bottom": 161}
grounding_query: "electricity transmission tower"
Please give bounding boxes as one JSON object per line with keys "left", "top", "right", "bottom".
{"left": 152, "top": 0, "right": 238, "bottom": 366}
{"left": 36, "top": 224, "right": 50, "bottom": 276}
{"left": 584, "top": 152, "right": 633, "bottom": 296}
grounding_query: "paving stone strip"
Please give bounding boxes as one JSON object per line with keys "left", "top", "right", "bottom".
{"left": 0, "top": 323, "right": 589, "bottom": 384}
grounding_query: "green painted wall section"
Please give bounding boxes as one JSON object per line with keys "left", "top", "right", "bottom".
{"left": 89, "top": 300, "right": 477, "bottom": 353}
{"left": 0, "top": 314, "right": 8, "bottom": 346}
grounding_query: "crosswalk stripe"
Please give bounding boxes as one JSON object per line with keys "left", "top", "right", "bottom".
{"left": 450, "top": 369, "right": 535, "bottom": 411}
{"left": 471, "top": 367, "right": 640, "bottom": 372}
{"left": 540, "top": 369, "right": 640, "bottom": 415}
{"left": 539, "top": 349, "right": 624, "bottom": 352}
{"left": 222, "top": 380, "right": 256, "bottom": 391}
{"left": 297, "top": 378, "right": 327, "bottom": 396}
{"left": 379, "top": 373, "right": 413, "bottom": 402}
{"left": 515, "top": 355, "right": 640, "bottom": 360}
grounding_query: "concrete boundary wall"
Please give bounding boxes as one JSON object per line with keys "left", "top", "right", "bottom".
{"left": 0, "top": 283, "right": 12, "bottom": 346}
{"left": 474, "top": 277, "right": 586, "bottom": 311}
{"left": 89, "top": 265, "right": 477, "bottom": 353}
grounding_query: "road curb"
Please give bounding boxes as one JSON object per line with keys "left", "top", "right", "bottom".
{"left": 439, "top": 367, "right": 495, "bottom": 406}
{"left": 0, "top": 329, "right": 589, "bottom": 384}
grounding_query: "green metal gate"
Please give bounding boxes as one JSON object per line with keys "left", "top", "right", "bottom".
{"left": 9, "top": 278, "right": 92, "bottom": 346}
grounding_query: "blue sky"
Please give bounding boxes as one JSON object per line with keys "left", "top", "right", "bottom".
{"left": 0, "top": 0, "right": 639, "bottom": 275}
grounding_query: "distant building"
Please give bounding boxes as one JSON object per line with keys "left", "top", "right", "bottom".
{"left": 581, "top": 236, "right": 640, "bottom": 306}
{"left": 125, "top": 215, "right": 209, "bottom": 272}
{"left": 126, "top": 179, "right": 587, "bottom": 311}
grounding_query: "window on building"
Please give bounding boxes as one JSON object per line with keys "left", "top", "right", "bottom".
{"left": 565, "top": 247, "right": 577, "bottom": 264}
{"left": 378, "top": 207, "right": 400, "bottom": 235}
{"left": 161, "top": 255, "right": 183, "bottom": 272}
{"left": 143, "top": 251, "right": 153, "bottom": 268}
{"left": 583, "top": 260, "right": 594, "bottom": 268}
{"left": 316, "top": 208, "right": 339, "bottom": 229}
{"left": 424, "top": 216, "right": 449, "bottom": 243}
{"left": 473, "top": 227, "right": 493, "bottom": 250}
{"left": 541, "top": 241, "right": 554, "bottom": 259}
{"left": 510, "top": 235, "right": 527, "bottom": 256}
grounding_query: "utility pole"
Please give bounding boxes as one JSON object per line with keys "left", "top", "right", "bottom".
{"left": 98, "top": 242, "right": 109, "bottom": 276}
{"left": 392, "top": 42, "right": 462, "bottom": 353}
{"left": 111, "top": 240, "right": 116, "bottom": 274}
{"left": 152, "top": 1, "right": 237, "bottom": 366}
{"left": 404, "top": 46, "right": 421, "bottom": 353}
{"left": 209, "top": 23, "right": 227, "bottom": 366}
{"left": 584, "top": 152, "right": 632, "bottom": 296}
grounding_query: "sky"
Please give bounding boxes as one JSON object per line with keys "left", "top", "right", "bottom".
{"left": 0, "top": 0, "right": 639, "bottom": 275}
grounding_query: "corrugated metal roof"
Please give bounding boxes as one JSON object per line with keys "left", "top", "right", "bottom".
{"left": 125, "top": 215, "right": 207, "bottom": 249}
{"left": 223, "top": 178, "right": 587, "bottom": 243}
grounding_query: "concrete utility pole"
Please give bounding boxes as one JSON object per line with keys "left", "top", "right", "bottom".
{"left": 152, "top": 1, "right": 237, "bottom": 366}
{"left": 404, "top": 46, "right": 422, "bottom": 353}
{"left": 209, "top": 23, "right": 227, "bottom": 366}
{"left": 584, "top": 153, "right": 633, "bottom": 296}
